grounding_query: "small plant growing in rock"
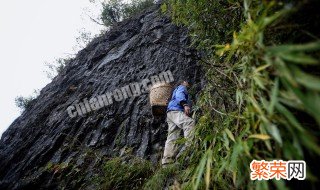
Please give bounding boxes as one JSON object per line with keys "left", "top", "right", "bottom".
{"left": 15, "top": 90, "right": 39, "bottom": 111}
{"left": 44, "top": 57, "right": 73, "bottom": 80}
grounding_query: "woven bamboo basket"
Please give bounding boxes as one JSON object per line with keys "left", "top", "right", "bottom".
{"left": 149, "top": 83, "right": 172, "bottom": 116}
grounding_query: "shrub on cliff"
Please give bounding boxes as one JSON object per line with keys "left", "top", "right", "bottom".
{"left": 101, "top": 0, "right": 154, "bottom": 27}
{"left": 44, "top": 57, "right": 73, "bottom": 79}
{"left": 15, "top": 90, "right": 39, "bottom": 111}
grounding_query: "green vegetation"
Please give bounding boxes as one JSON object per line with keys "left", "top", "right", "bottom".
{"left": 15, "top": 90, "right": 39, "bottom": 111}
{"left": 97, "top": 156, "right": 153, "bottom": 190}
{"left": 43, "top": 159, "right": 88, "bottom": 189}
{"left": 101, "top": 0, "right": 154, "bottom": 27}
{"left": 143, "top": 163, "right": 178, "bottom": 190}
{"left": 15, "top": 96, "right": 35, "bottom": 111}
{"left": 151, "top": 0, "right": 320, "bottom": 189}
{"left": 45, "top": 57, "right": 73, "bottom": 79}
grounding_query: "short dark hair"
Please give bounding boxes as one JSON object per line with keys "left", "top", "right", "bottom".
{"left": 176, "top": 80, "right": 191, "bottom": 87}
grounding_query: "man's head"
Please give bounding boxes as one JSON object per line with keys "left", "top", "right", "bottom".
{"left": 180, "top": 80, "right": 190, "bottom": 88}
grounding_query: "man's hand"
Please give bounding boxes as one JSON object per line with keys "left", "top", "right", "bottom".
{"left": 184, "top": 105, "right": 191, "bottom": 116}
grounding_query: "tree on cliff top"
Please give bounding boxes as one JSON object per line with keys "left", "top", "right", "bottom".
{"left": 100, "top": 0, "right": 154, "bottom": 26}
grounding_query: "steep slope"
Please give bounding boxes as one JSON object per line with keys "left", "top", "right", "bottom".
{"left": 0, "top": 5, "right": 202, "bottom": 189}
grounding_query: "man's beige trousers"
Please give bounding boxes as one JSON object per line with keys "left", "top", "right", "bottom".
{"left": 162, "top": 111, "right": 195, "bottom": 165}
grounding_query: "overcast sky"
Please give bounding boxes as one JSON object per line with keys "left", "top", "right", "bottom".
{"left": 0, "top": 0, "right": 105, "bottom": 138}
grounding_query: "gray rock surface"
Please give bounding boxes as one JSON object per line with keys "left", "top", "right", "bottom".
{"left": 0, "top": 5, "right": 202, "bottom": 189}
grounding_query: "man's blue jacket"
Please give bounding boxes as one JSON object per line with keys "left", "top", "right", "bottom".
{"left": 167, "top": 85, "right": 190, "bottom": 112}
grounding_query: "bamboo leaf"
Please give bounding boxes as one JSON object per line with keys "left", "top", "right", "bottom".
{"left": 230, "top": 143, "right": 244, "bottom": 171}
{"left": 225, "top": 128, "right": 235, "bottom": 142}
{"left": 193, "top": 151, "right": 208, "bottom": 190}
{"left": 284, "top": 79, "right": 320, "bottom": 125}
{"left": 300, "top": 133, "right": 320, "bottom": 155}
{"left": 275, "top": 57, "right": 298, "bottom": 86}
{"left": 223, "top": 132, "right": 230, "bottom": 150}
{"left": 248, "top": 134, "right": 271, "bottom": 140}
{"left": 254, "top": 64, "right": 271, "bottom": 73}
{"left": 205, "top": 150, "right": 213, "bottom": 190}
{"left": 268, "top": 41, "right": 320, "bottom": 53}
{"left": 279, "top": 53, "right": 318, "bottom": 65}
{"left": 275, "top": 103, "right": 304, "bottom": 132}
{"left": 260, "top": 8, "right": 288, "bottom": 28}
{"left": 291, "top": 65, "right": 320, "bottom": 91}
{"left": 268, "top": 78, "right": 279, "bottom": 114}
{"left": 253, "top": 75, "right": 266, "bottom": 89}
{"left": 236, "top": 89, "right": 243, "bottom": 105}
{"left": 265, "top": 123, "right": 282, "bottom": 145}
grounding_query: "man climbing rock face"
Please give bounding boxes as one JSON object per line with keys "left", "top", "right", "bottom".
{"left": 162, "top": 80, "right": 195, "bottom": 166}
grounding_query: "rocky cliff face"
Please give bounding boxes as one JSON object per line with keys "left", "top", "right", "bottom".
{"left": 0, "top": 4, "right": 202, "bottom": 189}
